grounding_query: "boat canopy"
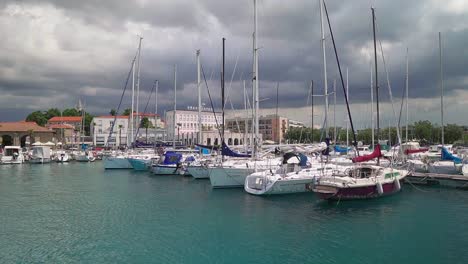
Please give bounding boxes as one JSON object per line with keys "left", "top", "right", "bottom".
{"left": 195, "top": 144, "right": 220, "bottom": 151}
{"left": 282, "top": 152, "right": 308, "bottom": 167}
{"left": 221, "top": 142, "right": 251, "bottom": 158}
{"left": 405, "top": 148, "right": 429, "bottom": 155}
{"left": 162, "top": 152, "right": 183, "bottom": 165}
{"left": 334, "top": 145, "right": 351, "bottom": 153}
{"left": 441, "top": 147, "right": 462, "bottom": 164}
{"left": 352, "top": 144, "right": 382, "bottom": 163}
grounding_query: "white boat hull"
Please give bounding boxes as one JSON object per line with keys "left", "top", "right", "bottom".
{"left": 245, "top": 176, "right": 313, "bottom": 195}
{"left": 427, "top": 161, "right": 461, "bottom": 175}
{"left": 209, "top": 167, "right": 255, "bottom": 188}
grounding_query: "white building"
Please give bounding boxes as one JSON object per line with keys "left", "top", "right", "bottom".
{"left": 91, "top": 115, "right": 129, "bottom": 146}
{"left": 165, "top": 109, "right": 222, "bottom": 145}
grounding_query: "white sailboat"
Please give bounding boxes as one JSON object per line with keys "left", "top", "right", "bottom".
{"left": 208, "top": 0, "right": 280, "bottom": 188}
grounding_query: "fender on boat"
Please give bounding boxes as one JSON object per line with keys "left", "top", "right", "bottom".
{"left": 376, "top": 181, "right": 384, "bottom": 195}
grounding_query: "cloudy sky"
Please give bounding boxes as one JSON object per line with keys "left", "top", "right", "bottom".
{"left": 1, "top": 0, "right": 467, "bottom": 128}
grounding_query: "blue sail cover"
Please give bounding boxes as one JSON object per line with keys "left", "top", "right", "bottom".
{"left": 334, "top": 145, "right": 351, "bottom": 153}
{"left": 297, "top": 153, "right": 308, "bottom": 167}
{"left": 222, "top": 142, "right": 251, "bottom": 158}
{"left": 322, "top": 138, "right": 330, "bottom": 156}
{"left": 441, "top": 147, "right": 462, "bottom": 164}
{"left": 162, "top": 152, "right": 183, "bottom": 165}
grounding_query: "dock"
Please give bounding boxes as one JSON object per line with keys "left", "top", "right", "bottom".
{"left": 406, "top": 172, "right": 468, "bottom": 189}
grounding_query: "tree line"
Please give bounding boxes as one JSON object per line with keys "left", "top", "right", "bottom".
{"left": 285, "top": 120, "right": 467, "bottom": 145}
{"left": 25, "top": 108, "right": 94, "bottom": 135}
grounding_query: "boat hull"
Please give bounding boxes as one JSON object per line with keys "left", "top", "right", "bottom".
{"left": 427, "top": 161, "right": 461, "bottom": 175}
{"left": 314, "top": 181, "right": 401, "bottom": 200}
{"left": 209, "top": 167, "right": 255, "bottom": 188}
{"left": 29, "top": 158, "right": 51, "bottom": 164}
{"left": 104, "top": 157, "right": 133, "bottom": 169}
{"left": 187, "top": 166, "right": 210, "bottom": 179}
{"left": 151, "top": 165, "right": 183, "bottom": 175}
{"left": 127, "top": 158, "right": 150, "bottom": 171}
{"left": 245, "top": 176, "right": 314, "bottom": 195}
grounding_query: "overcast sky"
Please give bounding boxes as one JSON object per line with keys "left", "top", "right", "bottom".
{"left": 1, "top": 0, "right": 467, "bottom": 127}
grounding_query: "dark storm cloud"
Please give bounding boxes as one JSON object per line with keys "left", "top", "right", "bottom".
{"left": 0, "top": 0, "right": 467, "bottom": 124}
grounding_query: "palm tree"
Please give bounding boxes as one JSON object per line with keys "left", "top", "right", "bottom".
{"left": 27, "top": 129, "right": 34, "bottom": 146}
{"left": 140, "top": 118, "right": 152, "bottom": 143}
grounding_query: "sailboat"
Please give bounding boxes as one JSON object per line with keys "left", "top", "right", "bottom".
{"left": 312, "top": 5, "right": 408, "bottom": 200}
{"left": 208, "top": 1, "right": 282, "bottom": 188}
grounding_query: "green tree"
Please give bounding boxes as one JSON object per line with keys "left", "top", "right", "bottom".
{"left": 26, "top": 111, "right": 48, "bottom": 126}
{"left": 83, "top": 112, "right": 94, "bottom": 136}
{"left": 123, "top": 108, "right": 132, "bottom": 116}
{"left": 413, "top": 120, "right": 433, "bottom": 141}
{"left": 444, "top": 124, "right": 463, "bottom": 144}
{"left": 45, "top": 108, "right": 61, "bottom": 120}
{"left": 109, "top": 109, "right": 117, "bottom": 116}
{"left": 140, "top": 117, "right": 153, "bottom": 143}
{"left": 62, "top": 108, "right": 80, "bottom": 116}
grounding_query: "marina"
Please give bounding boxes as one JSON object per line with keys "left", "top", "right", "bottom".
{"left": 1, "top": 0, "right": 468, "bottom": 262}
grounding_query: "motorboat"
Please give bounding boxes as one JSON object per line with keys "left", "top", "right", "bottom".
{"left": 0, "top": 146, "right": 25, "bottom": 164}
{"left": 29, "top": 146, "right": 52, "bottom": 164}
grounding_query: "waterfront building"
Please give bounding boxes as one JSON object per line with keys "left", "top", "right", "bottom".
{"left": 47, "top": 124, "right": 75, "bottom": 145}
{"left": 165, "top": 109, "right": 222, "bottom": 145}
{"left": 47, "top": 116, "right": 82, "bottom": 130}
{"left": 0, "top": 121, "right": 55, "bottom": 147}
{"left": 225, "top": 115, "right": 289, "bottom": 143}
{"left": 91, "top": 116, "right": 129, "bottom": 147}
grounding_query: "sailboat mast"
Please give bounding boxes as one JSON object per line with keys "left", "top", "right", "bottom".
{"left": 130, "top": 60, "right": 135, "bottom": 147}
{"left": 372, "top": 7, "right": 380, "bottom": 143}
{"left": 405, "top": 48, "right": 409, "bottom": 143}
{"left": 372, "top": 7, "right": 380, "bottom": 166}
{"left": 173, "top": 64, "right": 177, "bottom": 149}
{"left": 197, "top": 50, "right": 202, "bottom": 145}
{"left": 311, "top": 80, "right": 314, "bottom": 143}
{"left": 154, "top": 80, "right": 159, "bottom": 143}
{"left": 439, "top": 32, "right": 444, "bottom": 145}
{"left": 333, "top": 79, "right": 336, "bottom": 143}
{"left": 136, "top": 36, "right": 143, "bottom": 128}
{"left": 253, "top": 0, "right": 259, "bottom": 159}
{"left": 243, "top": 80, "right": 248, "bottom": 150}
{"left": 346, "top": 68, "right": 349, "bottom": 148}
{"left": 222, "top": 38, "right": 225, "bottom": 161}
{"left": 370, "top": 61, "right": 374, "bottom": 148}
{"left": 275, "top": 82, "right": 279, "bottom": 144}
{"left": 319, "top": 0, "right": 329, "bottom": 138}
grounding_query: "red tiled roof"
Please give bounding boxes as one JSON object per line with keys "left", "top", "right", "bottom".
{"left": 48, "top": 124, "right": 75, "bottom": 129}
{"left": 48, "top": 116, "right": 82, "bottom": 122}
{"left": 0, "top": 121, "right": 53, "bottom": 133}
{"left": 96, "top": 115, "right": 129, "bottom": 119}
{"left": 134, "top": 113, "right": 159, "bottom": 117}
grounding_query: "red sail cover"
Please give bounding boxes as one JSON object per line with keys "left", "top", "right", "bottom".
{"left": 405, "top": 148, "right": 429, "bottom": 155}
{"left": 352, "top": 144, "right": 382, "bottom": 163}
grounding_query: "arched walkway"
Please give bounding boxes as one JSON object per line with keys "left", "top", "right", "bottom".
{"left": 234, "top": 138, "right": 239, "bottom": 145}
{"left": 1, "top": 135, "right": 13, "bottom": 146}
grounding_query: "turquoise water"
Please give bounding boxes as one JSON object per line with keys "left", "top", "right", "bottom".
{"left": 1, "top": 162, "right": 467, "bottom": 264}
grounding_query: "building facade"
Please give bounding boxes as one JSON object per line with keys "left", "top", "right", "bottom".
{"left": 0, "top": 121, "right": 55, "bottom": 147}
{"left": 226, "top": 115, "right": 288, "bottom": 143}
{"left": 91, "top": 116, "right": 129, "bottom": 146}
{"left": 47, "top": 116, "right": 82, "bottom": 130}
{"left": 165, "top": 110, "right": 222, "bottom": 145}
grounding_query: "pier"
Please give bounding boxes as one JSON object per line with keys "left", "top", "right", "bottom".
{"left": 406, "top": 172, "right": 468, "bottom": 189}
